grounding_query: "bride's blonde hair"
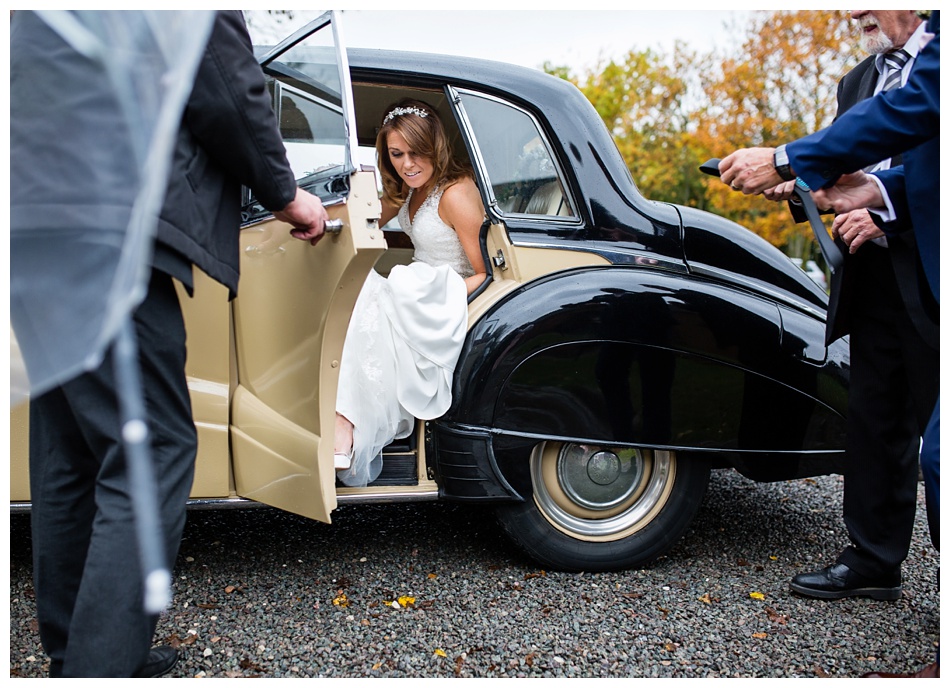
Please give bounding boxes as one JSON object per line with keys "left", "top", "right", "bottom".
{"left": 376, "top": 98, "right": 470, "bottom": 207}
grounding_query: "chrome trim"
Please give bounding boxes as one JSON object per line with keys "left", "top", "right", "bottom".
{"left": 185, "top": 498, "right": 270, "bottom": 511}
{"left": 257, "top": 10, "right": 358, "bottom": 176}
{"left": 186, "top": 489, "right": 441, "bottom": 509}
{"left": 532, "top": 443, "right": 674, "bottom": 538}
{"left": 688, "top": 263, "right": 827, "bottom": 320}
{"left": 511, "top": 237, "right": 826, "bottom": 320}
{"left": 257, "top": 11, "right": 332, "bottom": 66}
{"left": 448, "top": 85, "right": 493, "bottom": 210}
{"left": 557, "top": 448, "right": 643, "bottom": 511}
{"left": 486, "top": 426, "right": 844, "bottom": 456}
{"left": 509, "top": 237, "right": 687, "bottom": 274}
{"left": 277, "top": 79, "right": 343, "bottom": 118}
{"left": 335, "top": 489, "right": 440, "bottom": 505}
{"left": 330, "top": 10, "right": 361, "bottom": 167}
{"left": 241, "top": 195, "right": 346, "bottom": 230}
{"left": 13, "top": 490, "right": 442, "bottom": 514}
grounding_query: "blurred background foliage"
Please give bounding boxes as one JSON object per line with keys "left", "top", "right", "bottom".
{"left": 544, "top": 10, "right": 861, "bottom": 272}
{"left": 247, "top": 10, "right": 863, "bottom": 280}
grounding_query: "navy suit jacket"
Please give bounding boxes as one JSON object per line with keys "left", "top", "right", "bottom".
{"left": 787, "top": 18, "right": 939, "bottom": 301}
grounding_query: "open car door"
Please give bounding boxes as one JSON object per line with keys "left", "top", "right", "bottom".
{"left": 229, "top": 12, "right": 384, "bottom": 521}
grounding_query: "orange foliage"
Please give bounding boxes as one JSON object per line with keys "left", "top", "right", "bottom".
{"left": 547, "top": 10, "right": 862, "bottom": 265}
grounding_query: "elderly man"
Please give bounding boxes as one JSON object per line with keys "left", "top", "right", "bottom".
{"left": 720, "top": 11, "right": 938, "bottom": 604}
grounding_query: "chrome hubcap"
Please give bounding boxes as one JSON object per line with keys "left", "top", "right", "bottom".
{"left": 532, "top": 443, "right": 674, "bottom": 540}
{"left": 557, "top": 447, "right": 642, "bottom": 510}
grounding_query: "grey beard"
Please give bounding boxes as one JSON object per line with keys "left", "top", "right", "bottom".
{"left": 861, "top": 30, "right": 895, "bottom": 55}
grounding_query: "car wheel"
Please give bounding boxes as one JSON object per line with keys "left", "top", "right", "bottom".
{"left": 495, "top": 442, "right": 709, "bottom": 572}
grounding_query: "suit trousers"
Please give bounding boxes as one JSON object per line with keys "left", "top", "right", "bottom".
{"left": 836, "top": 245, "right": 939, "bottom": 578}
{"left": 29, "top": 270, "right": 197, "bottom": 677}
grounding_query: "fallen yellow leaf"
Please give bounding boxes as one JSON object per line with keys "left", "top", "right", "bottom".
{"left": 698, "top": 593, "right": 712, "bottom": 604}
{"left": 398, "top": 595, "right": 416, "bottom": 607}
{"left": 752, "top": 632, "right": 768, "bottom": 639}
{"left": 333, "top": 593, "right": 349, "bottom": 607}
{"left": 434, "top": 649, "right": 447, "bottom": 658}
{"left": 749, "top": 591, "right": 766, "bottom": 600}
{"left": 428, "top": 573, "right": 437, "bottom": 579}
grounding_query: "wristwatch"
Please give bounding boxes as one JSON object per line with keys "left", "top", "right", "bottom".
{"left": 773, "top": 144, "right": 795, "bottom": 181}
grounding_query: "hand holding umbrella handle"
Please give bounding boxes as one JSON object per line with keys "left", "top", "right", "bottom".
{"left": 699, "top": 158, "right": 843, "bottom": 274}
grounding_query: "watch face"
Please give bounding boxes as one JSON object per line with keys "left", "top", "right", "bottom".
{"left": 774, "top": 146, "right": 793, "bottom": 180}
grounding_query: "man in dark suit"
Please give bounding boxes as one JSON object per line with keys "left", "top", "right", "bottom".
{"left": 803, "top": 18, "right": 939, "bottom": 679}
{"left": 722, "top": 11, "right": 939, "bottom": 603}
{"left": 720, "top": 12, "right": 939, "bottom": 676}
{"left": 11, "top": 11, "right": 328, "bottom": 677}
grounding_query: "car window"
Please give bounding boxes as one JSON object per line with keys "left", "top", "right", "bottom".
{"left": 268, "top": 78, "right": 345, "bottom": 182}
{"left": 457, "top": 91, "right": 575, "bottom": 219}
{"left": 244, "top": 11, "right": 358, "bottom": 220}
{"left": 263, "top": 28, "right": 349, "bottom": 184}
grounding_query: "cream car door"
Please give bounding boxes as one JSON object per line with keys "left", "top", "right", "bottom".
{"left": 230, "top": 12, "right": 384, "bottom": 522}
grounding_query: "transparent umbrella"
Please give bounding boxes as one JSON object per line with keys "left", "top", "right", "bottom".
{"left": 10, "top": 10, "right": 215, "bottom": 612}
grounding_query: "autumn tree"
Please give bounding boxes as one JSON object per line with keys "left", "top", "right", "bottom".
{"left": 549, "top": 10, "right": 863, "bottom": 268}
{"left": 545, "top": 42, "right": 707, "bottom": 209}
{"left": 694, "top": 10, "right": 861, "bottom": 260}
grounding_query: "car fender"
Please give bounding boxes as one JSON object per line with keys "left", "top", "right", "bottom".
{"left": 433, "top": 266, "right": 847, "bottom": 498}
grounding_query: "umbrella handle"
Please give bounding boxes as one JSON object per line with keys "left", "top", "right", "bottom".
{"left": 699, "top": 158, "right": 843, "bottom": 274}
{"left": 114, "top": 316, "right": 172, "bottom": 614}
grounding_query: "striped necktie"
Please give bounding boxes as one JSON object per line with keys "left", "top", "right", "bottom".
{"left": 881, "top": 49, "right": 911, "bottom": 91}
{"left": 863, "top": 48, "right": 912, "bottom": 233}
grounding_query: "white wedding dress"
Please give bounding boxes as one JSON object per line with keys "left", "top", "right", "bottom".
{"left": 335, "top": 186, "right": 474, "bottom": 487}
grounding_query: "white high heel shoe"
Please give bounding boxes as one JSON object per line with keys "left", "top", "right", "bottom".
{"left": 334, "top": 451, "right": 352, "bottom": 470}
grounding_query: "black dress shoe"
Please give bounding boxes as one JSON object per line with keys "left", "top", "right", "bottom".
{"left": 133, "top": 645, "right": 179, "bottom": 678}
{"left": 789, "top": 563, "right": 901, "bottom": 600}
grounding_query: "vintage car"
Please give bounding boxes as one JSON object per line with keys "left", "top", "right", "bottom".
{"left": 10, "top": 12, "right": 849, "bottom": 572}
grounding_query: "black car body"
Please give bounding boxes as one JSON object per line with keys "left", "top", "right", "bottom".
{"left": 10, "top": 12, "right": 848, "bottom": 572}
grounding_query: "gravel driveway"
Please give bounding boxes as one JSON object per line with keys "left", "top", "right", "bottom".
{"left": 8, "top": 469, "right": 939, "bottom": 678}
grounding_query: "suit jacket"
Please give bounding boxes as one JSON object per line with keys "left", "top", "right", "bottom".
{"left": 788, "top": 18, "right": 940, "bottom": 314}
{"left": 816, "top": 54, "right": 878, "bottom": 344}
{"left": 817, "top": 46, "right": 936, "bottom": 345}
{"left": 155, "top": 10, "right": 297, "bottom": 297}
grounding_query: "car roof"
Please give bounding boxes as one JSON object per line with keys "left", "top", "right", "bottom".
{"left": 346, "top": 47, "right": 577, "bottom": 102}
{"left": 345, "top": 47, "right": 654, "bottom": 217}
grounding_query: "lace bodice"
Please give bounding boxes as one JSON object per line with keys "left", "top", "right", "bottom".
{"left": 398, "top": 186, "right": 475, "bottom": 279}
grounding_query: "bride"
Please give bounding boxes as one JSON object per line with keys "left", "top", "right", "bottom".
{"left": 334, "top": 99, "right": 487, "bottom": 487}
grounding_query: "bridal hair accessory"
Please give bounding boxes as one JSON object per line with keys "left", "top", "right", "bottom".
{"left": 383, "top": 106, "right": 429, "bottom": 124}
